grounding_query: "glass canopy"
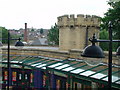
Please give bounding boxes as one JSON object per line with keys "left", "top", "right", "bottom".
{"left": 1, "top": 54, "right": 120, "bottom": 88}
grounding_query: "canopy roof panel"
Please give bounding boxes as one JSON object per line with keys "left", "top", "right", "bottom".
{"left": 1, "top": 54, "right": 120, "bottom": 88}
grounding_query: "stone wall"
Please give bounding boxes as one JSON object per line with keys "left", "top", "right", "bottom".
{"left": 1, "top": 47, "right": 119, "bottom": 65}
{"left": 58, "top": 14, "right": 100, "bottom": 50}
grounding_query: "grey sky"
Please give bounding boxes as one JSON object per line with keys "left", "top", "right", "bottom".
{"left": 0, "top": 0, "right": 110, "bottom": 29}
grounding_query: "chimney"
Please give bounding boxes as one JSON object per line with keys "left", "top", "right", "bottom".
{"left": 24, "top": 23, "right": 28, "bottom": 42}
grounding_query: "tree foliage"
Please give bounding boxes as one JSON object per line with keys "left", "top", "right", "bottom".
{"left": 101, "top": 1, "right": 120, "bottom": 38}
{"left": 0, "top": 27, "right": 8, "bottom": 43}
{"left": 47, "top": 23, "right": 59, "bottom": 45}
{"left": 40, "top": 28, "right": 44, "bottom": 34}
{"left": 0, "top": 27, "right": 20, "bottom": 44}
{"left": 99, "top": 29, "right": 109, "bottom": 51}
{"left": 100, "top": 1, "right": 120, "bottom": 51}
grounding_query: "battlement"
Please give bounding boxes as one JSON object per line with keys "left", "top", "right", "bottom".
{"left": 57, "top": 14, "right": 101, "bottom": 27}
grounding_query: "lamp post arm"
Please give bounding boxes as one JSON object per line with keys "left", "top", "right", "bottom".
{"left": 95, "top": 40, "right": 120, "bottom": 42}
{"left": 89, "top": 34, "right": 120, "bottom": 43}
{"left": 112, "top": 40, "right": 120, "bottom": 42}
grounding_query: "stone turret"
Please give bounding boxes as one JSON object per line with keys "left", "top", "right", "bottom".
{"left": 57, "top": 14, "right": 101, "bottom": 50}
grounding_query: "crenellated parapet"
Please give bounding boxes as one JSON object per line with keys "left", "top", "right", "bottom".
{"left": 57, "top": 14, "right": 101, "bottom": 28}
{"left": 58, "top": 14, "right": 101, "bottom": 51}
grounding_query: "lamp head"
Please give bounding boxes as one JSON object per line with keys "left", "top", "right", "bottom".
{"left": 81, "top": 34, "right": 105, "bottom": 58}
{"left": 81, "top": 44, "right": 105, "bottom": 66}
{"left": 15, "top": 41, "right": 24, "bottom": 46}
{"left": 81, "top": 44, "right": 105, "bottom": 58}
{"left": 15, "top": 38, "right": 24, "bottom": 49}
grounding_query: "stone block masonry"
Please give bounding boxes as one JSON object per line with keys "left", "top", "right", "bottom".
{"left": 58, "top": 14, "right": 101, "bottom": 50}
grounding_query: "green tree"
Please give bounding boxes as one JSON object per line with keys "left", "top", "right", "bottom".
{"left": 47, "top": 23, "right": 59, "bottom": 45}
{"left": 40, "top": 28, "right": 44, "bottom": 34}
{"left": 0, "top": 27, "right": 21, "bottom": 44}
{"left": 99, "top": 29, "right": 109, "bottom": 51}
{"left": 101, "top": 1, "right": 120, "bottom": 51}
{"left": 0, "top": 27, "right": 8, "bottom": 43}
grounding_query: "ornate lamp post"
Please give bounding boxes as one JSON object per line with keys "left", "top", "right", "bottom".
{"left": 81, "top": 22, "right": 120, "bottom": 89}
{"left": 0, "top": 31, "right": 24, "bottom": 90}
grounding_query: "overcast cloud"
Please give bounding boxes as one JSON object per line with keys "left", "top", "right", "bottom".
{"left": 0, "top": 0, "right": 110, "bottom": 29}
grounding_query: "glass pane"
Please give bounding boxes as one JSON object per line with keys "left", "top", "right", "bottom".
{"left": 116, "top": 81, "right": 120, "bottom": 84}
{"left": 80, "top": 71, "right": 95, "bottom": 76}
{"left": 102, "top": 76, "right": 120, "bottom": 82}
{"left": 55, "top": 64, "right": 70, "bottom": 70}
{"left": 31, "top": 63, "right": 41, "bottom": 66}
{"left": 90, "top": 73, "right": 106, "bottom": 79}
{"left": 36, "top": 64, "right": 46, "bottom": 68}
{"left": 2, "top": 60, "right": 7, "bottom": 62}
{"left": 11, "top": 61, "right": 19, "bottom": 63}
{"left": 62, "top": 67, "right": 75, "bottom": 71}
{"left": 48, "top": 63, "right": 63, "bottom": 68}
{"left": 71, "top": 69, "right": 84, "bottom": 74}
{"left": 41, "top": 67, "right": 46, "bottom": 69}
{"left": 11, "top": 64, "right": 21, "bottom": 68}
